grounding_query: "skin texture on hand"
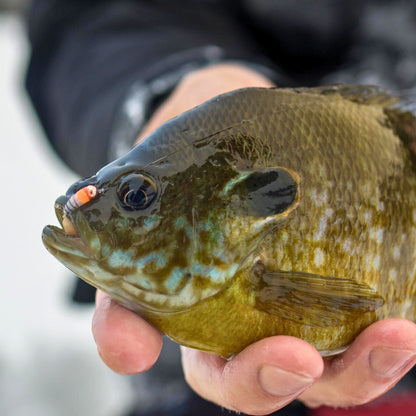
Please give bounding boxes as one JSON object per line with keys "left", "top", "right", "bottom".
{"left": 93, "top": 64, "right": 416, "bottom": 415}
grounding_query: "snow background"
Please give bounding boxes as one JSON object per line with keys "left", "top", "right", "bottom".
{"left": 0, "top": 15, "right": 135, "bottom": 416}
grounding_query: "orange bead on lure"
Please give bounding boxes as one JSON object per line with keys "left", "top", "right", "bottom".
{"left": 62, "top": 185, "right": 98, "bottom": 236}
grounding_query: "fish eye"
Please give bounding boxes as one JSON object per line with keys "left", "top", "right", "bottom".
{"left": 117, "top": 174, "right": 157, "bottom": 211}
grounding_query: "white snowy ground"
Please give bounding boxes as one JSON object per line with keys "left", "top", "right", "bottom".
{"left": 0, "top": 15, "right": 135, "bottom": 416}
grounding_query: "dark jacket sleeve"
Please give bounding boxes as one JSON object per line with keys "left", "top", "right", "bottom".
{"left": 25, "top": 0, "right": 279, "bottom": 177}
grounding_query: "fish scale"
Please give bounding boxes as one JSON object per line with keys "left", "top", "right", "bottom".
{"left": 43, "top": 85, "right": 416, "bottom": 357}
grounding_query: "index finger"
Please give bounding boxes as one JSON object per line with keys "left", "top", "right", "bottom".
{"left": 92, "top": 290, "right": 163, "bottom": 374}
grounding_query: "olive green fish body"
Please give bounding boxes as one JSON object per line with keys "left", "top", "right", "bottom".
{"left": 43, "top": 85, "right": 416, "bottom": 357}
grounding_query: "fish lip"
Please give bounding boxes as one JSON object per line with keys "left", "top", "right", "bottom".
{"left": 54, "top": 195, "right": 69, "bottom": 228}
{"left": 48, "top": 194, "right": 106, "bottom": 261}
{"left": 43, "top": 194, "right": 90, "bottom": 259}
{"left": 42, "top": 224, "right": 92, "bottom": 259}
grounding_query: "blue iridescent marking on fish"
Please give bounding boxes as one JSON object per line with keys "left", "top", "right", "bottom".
{"left": 165, "top": 268, "right": 185, "bottom": 292}
{"left": 144, "top": 215, "right": 159, "bottom": 230}
{"left": 102, "top": 244, "right": 111, "bottom": 258}
{"left": 191, "top": 262, "right": 239, "bottom": 283}
{"left": 108, "top": 249, "right": 134, "bottom": 268}
{"left": 221, "top": 172, "right": 250, "bottom": 195}
{"left": 203, "top": 263, "right": 239, "bottom": 283}
{"left": 175, "top": 217, "right": 187, "bottom": 228}
{"left": 156, "top": 255, "right": 167, "bottom": 268}
{"left": 174, "top": 216, "right": 194, "bottom": 239}
{"left": 199, "top": 214, "right": 226, "bottom": 255}
{"left": 199, "top": 219, "right": 214, "bottom": 232}
{"left": 136, "top": 251, "right": 167, "bottom": 271}
{"left": 163, "top": 262, "right": 239, "bottom": 293}
{"left": 140, "top": 279, "right": 152, "bottom": 290}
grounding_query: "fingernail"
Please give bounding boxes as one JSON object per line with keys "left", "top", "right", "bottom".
{"left": 259, "top": 366, "right": 314, "bottom": 397}
{"left": 369, "top": 347, "right": 416, "bottom": 378}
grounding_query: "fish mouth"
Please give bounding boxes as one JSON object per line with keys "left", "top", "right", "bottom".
{"left": 42, "top": 195, "right": 92, "bottom": 261}
{"left": 42, "top": 225, "right": 91, "bottom": 260}
{"left": 42, "top": 196, "right": 108, "bottom": 293}
{"left": 42, "top": 221, "right": 116, "bottom": 296}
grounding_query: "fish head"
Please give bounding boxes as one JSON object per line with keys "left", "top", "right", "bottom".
{"left": 42, "top": 95, "right": 300, "bottom": 314}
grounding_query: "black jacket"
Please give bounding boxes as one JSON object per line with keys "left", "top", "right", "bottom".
{"left": 26, "top": 0, "right": 416, "bottom": 177}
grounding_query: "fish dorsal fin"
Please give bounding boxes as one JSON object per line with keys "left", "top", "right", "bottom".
{"left": 298, "top": 84, "right": 399, "bottom": 106}
{"left": 252, "top": 264, "right": 384, "bottom": 327}
{"left": 300, "top": 84, "right": 416, "bottom": 152}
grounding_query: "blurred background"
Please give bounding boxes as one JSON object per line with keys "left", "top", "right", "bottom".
{"left": 0, "top": 2, "right": 136, "bottom": 415}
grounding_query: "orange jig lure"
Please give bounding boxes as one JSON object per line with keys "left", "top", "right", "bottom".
{"left": 64, "top": 185, "right": 98, "bottom": 217}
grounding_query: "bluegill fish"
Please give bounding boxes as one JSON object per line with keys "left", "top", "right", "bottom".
{"left": 43, "top": 85, "right": 416, "bottom": 357}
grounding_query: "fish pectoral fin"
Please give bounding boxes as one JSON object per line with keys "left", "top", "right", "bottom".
{"left": 253, "top": 269, "right": 384, "bottom": 327}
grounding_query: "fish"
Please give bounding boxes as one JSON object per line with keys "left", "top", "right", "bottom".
{"left": 42, "top": 85, "right": 416, "bottom": 358}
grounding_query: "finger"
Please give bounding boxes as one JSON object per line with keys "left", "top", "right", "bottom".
{"left": 181, "top": 336, "right": 323, "bottom": 415}
{"left": 92, "top": 290, "right": 163, "bottom": 374}
{"left": 300, "top": 319, "right": 416, "bottom": 408}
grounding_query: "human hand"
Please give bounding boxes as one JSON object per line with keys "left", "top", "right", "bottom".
{"left": 182, "top": 319, "right": 416, "bottom": 412}
{"left": 93, "top": 290, "right": 416, "bottom": 414}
